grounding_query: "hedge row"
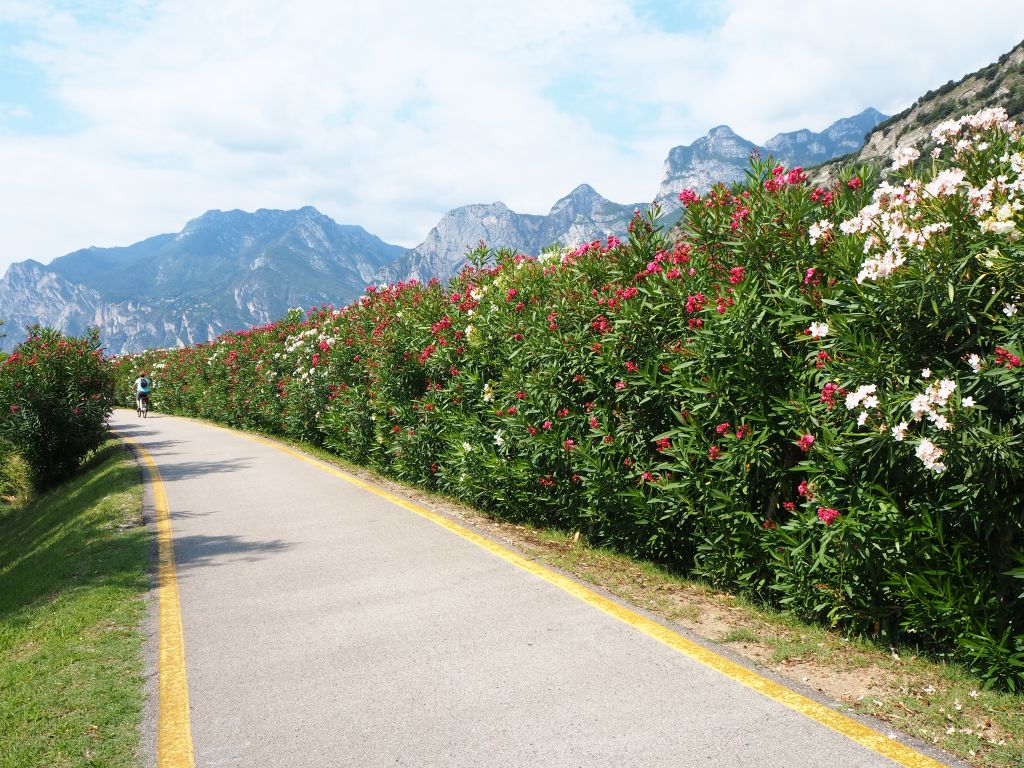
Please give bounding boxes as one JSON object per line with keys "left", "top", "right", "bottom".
{"left": 116, "top": 108, "right": 1023, "bottom": 688}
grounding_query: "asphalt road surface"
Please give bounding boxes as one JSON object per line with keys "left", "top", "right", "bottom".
{"left": 109, "top": 410, "right": 957, "bottom": 768}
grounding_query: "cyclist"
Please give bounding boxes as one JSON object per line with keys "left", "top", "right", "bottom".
{"left": 133, "top": 372, "right": 152, "bottom": 417}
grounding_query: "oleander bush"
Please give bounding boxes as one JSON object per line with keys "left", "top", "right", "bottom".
{"left": 116, "top": 108, "right": 1024, "bottom": 688}
{"left": 0, "top": 327, "right": 116, "bottom": 489}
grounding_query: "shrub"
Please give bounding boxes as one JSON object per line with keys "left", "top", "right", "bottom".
{"left": 0, "top": 327, "right": 115, "bottom": 489}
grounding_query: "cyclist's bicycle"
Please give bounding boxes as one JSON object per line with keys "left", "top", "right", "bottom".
{"left": 136, "top": 392, "right": 150, "bottom": 418}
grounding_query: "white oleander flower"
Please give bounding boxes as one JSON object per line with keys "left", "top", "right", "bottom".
{"left": 890, "top": 145, "right": 920, "bottom": 171}
{"left": 915, "top": 438, "right": 946, "bottom": 473}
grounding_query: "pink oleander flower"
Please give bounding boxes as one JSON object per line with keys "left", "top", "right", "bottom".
{"left": 678, "top": 188, "right": 700, "bottom": 207}
{"left": 796, "top": 434, "right": 815, "bottom": 452}
{"left": 817, "top": 507, "right": 841, "bottom": 525}
{"left": 708, "top": 445, "right": 723, "bottom": 460}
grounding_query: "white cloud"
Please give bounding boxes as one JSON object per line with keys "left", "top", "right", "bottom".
{"left": 0, "top": 0, "right": 1022, "bottom": 274}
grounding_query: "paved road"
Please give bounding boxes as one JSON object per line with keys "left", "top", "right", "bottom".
{"left": 110, "top": 411, "right": 954, "bottom": 768}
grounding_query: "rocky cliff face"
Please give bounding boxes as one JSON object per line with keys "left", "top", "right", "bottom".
{"left": 813, "top": 40, "right": 1024, "bottom": 181}
{"left": 656, "top": 125, "right": 761, "bottom": 208}
{"left": 376, "top": 184, "right": 642, "bottom": 285}
{"left": 0, "top": 207, "right": 404, "bottom": 353}
{"left": 859, "top": 42, "right": 1024, "bottom": 164}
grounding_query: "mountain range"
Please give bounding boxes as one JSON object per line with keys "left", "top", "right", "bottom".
{"left": 1, "top": 108, "right": 890, "bottom": 352}
{"left": 0, "top": 208, "right": 402, "bottom": 352}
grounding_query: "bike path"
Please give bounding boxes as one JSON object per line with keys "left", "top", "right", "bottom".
{"left": 109, "top": 411, "right": 958, "bottom": 768}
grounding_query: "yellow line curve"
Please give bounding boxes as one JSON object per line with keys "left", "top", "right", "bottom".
{"left": 119, "top": 433, "right": 195, "bottom": 768}
{"left": 216, "top": 423, "right": 948, "bottom": 768}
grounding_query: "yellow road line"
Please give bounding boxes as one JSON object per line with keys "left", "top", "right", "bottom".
{"left": 118, "top": 432, "right": 195, "bottom": 768}
{"left": 212, "top": 423, "right": 948, "bottom": 768}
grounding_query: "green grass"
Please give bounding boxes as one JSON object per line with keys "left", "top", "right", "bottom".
{"left": 0, "top": 441, "right": 148, "bottom": 768}
{"left": 0, "top": 446, "right": 32, "bottom": 507}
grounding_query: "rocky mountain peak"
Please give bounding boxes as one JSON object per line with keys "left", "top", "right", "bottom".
{"left": 548, "top": 184, "right": 611, "bottom": 217}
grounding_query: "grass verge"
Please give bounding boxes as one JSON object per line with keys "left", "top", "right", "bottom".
{"left": 0, "top": 440, "right": 148, "bottom": 768}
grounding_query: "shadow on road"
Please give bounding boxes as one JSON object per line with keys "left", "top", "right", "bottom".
{"left": 172, "top": 532, "right": 291, "bottom": 574}
{"left": 157, "top": 458, "right": 253, "bottom": 482}
{"left": 127, "top": 439, "right": 182, "bottom": 455}
{"left": 109, "top": 425, "right": 158, "bottom": 439}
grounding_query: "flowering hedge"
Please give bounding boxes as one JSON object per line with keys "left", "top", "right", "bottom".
{"left": 0, "top": 327, "right": 116, "bottom": 489}
{"left": 116, "top": 108, "right": 1023, "bottom": 688}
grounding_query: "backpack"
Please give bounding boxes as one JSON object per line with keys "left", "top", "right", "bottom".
{"left": 140, "top": 377, "right": 149, "bottom": 389}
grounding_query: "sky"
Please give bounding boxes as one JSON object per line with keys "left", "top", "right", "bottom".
{"left": 0, "top": 1, "right": 1022, "bottom": 275}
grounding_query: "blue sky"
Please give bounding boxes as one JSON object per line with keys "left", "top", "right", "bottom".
{"left": 0, "top": 1, "right": 1022, "bottom": 274}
